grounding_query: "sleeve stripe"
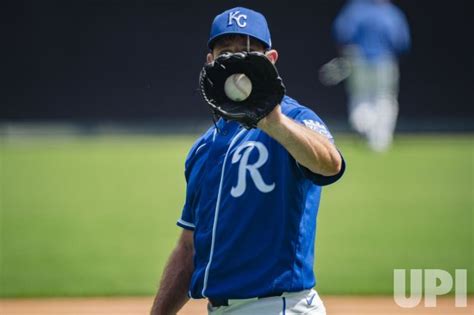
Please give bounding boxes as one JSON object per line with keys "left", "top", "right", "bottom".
{"left": 177, "top": 218, "right": 195, "bottom": 228}
{"left": 195, "top": 143, "right": 207, "bottom": 154}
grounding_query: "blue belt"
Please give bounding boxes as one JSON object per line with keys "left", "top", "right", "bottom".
{"left": 209, "top": 292, "right": 284, "bottom": 307}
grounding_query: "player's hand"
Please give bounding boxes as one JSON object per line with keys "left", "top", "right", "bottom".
{"left": 318, "top": 57, "right": 352, "bottom": 86}
{"left": 257, "top": 104, "right": 283, "bottom": 131}
{"left": 199, "top": 51, "right": 285, "bottom": 129}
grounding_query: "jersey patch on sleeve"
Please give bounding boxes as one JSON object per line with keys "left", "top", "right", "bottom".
{"left": 302, "top": 119, "right": 333, "bottom": 139}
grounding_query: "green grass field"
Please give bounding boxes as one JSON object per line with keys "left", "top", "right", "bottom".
{"left": 0, "top": 134, "right": 472, "bottom": 297}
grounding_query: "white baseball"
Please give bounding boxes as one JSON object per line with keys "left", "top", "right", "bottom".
{"left": 224, "top": 73, "right": 252, "bottom": 102}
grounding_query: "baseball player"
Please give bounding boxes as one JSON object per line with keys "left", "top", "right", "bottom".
{"left": 151, "top": 7, "right": 345, "bottom": 315}
{"left": 332, "top": 0, "right": 411, "bottom": 151}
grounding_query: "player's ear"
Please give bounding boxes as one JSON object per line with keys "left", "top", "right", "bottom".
{"left": 206, "top": 52, "right": 214, "bottom": 64}
{"left": 265, "top": 49, "right": 278, "bottom": 64}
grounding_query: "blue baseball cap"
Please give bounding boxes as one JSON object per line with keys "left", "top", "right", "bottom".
{"left": 208, "top": 7, "right": 272, "bottom": 49}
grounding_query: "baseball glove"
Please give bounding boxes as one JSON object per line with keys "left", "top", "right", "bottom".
{"left": 199, "top": 51, "right": 285, "bottom": 129}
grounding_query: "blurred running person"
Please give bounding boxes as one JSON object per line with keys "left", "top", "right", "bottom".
{"left": 332, "top": 0, "right": 410, "bottom": 151}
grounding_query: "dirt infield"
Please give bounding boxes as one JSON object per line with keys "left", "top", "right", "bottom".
{"left": 0, "top": 296, "right": 472, "bottom": 315}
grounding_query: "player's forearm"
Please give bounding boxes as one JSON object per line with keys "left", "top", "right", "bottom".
{"left": 150, "top": 239, "right": 194, "bottom": 315}
{"left": 259, "top": 109, "right": 342, "bottom": 176}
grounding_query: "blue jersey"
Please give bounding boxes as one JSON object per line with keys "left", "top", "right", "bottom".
{"left": 177, "top": 96, "right": 345, "bottom": 299}
{"left": 333, "top": 0, "right": 411, "bottom": 61}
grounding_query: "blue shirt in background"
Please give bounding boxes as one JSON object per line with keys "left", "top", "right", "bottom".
{"left": 333, "top": 0, "right": 411, "bottom": 61}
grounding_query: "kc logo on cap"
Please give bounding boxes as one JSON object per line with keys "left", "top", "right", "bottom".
{"left": 208, "top": 7, "right": 272, "bottom": 49}
{"left": 228, "top": 11, "right": 247, "bottom": 28}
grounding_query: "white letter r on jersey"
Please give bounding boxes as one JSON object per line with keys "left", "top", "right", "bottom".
{"left": 230, "top": 141, "right": 275, "bottom": 198}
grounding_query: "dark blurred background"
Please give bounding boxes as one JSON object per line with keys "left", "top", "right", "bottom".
{"left": 1, "top": 0, "right": 472, "bottom": 130}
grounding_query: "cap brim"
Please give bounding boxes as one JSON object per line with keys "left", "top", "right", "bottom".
{"left": 208, "top": 32, "right": 270, "bottom": 49}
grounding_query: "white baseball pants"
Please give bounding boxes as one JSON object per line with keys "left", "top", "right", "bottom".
{"left": 207, "top": 289, "right": 326, "bottom": 315}
{"left": 345, "top": 53, "right": 400, "bottom": 152}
